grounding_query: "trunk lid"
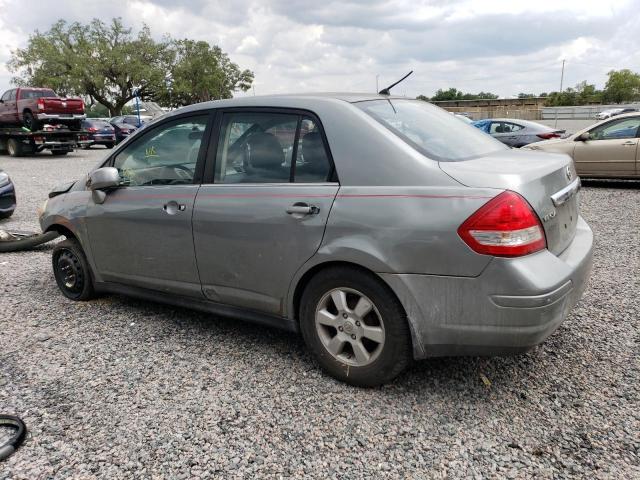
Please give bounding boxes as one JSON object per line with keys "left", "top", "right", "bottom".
{"left": 41, "top": 97, "right": 84, "bottom": 115}
{"left": 440, "top": 149, "right": 579, "bottom": 255}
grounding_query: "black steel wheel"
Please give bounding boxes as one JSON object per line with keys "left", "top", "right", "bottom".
{"left": 52, "top": 239, "right": 96, "bottom": 301}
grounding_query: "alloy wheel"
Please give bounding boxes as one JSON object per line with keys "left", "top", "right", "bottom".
{"left": 315, "top": 287, "right": 385, "bottom": 367}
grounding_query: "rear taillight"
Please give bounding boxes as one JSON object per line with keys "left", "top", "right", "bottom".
{"left": 37, "top": 98, "right": 45, "bottom": 110}
{"left": 457, "top": 191, "right": 546, "bottom": 257}
{"left": 87, "top": 127, "right": 97, "bottom": 132}
{"left": 537, "top": 132, "right": 561, "bottom": 139}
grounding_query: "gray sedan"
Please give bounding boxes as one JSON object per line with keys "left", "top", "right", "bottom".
{"left": 40, "top": 94, "right": 593, "bottom": 386}
{"left": 472, "top": 118, "right": 565, "bottom": 147}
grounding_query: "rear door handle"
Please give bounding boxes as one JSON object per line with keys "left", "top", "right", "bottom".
{"left": 286, "top": 203, "right": 320, "bottom": 216}
{"left": 163, "top": 201, "right": 186, "bottom": 215}
{"left": 622, "top": 141, "right": 637, "bottom": 146}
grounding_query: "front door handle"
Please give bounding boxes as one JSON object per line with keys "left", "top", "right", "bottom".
{"left": 286, "top": 203, "right": 320, "bottom": 216}
{"left": 163, "top": 201, "right": 186, "bottom": 215}
{"left": 622, "top": 141, "right": 637, "bottom": 146}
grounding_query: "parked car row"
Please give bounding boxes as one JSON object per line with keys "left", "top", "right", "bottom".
{"left": 595, "top": 107, "right": 637, "bottom": 120}
{"left": 81, "top": 115, "right": 146, "bottom": 149}
{"left": 525, "top": 112, "right": 640, "bottom": 178}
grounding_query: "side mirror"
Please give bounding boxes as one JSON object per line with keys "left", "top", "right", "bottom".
{"left": 576, "top": 132, "right": 590, "bottom": 142}
{"left": 0, "top": 99, "right": 4, "bottom": 103}
{"left": 87, "top": 167, "right": 119, "bottom": 204}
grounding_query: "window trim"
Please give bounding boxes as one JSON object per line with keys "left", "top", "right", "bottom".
{"left": 103, "top": 111, "right": 215, "bottom": 186}
{"left": 202, "top": 107, "right": 338, "bottom": 185}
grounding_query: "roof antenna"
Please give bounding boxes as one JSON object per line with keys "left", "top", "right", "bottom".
{"left": 379, "top": 71, "right": 413, "bottom": 95}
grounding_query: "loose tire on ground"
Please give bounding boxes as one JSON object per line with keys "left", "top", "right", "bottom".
{"left": 0, "top": 231, "right": 59, "bottom": 252}
{"left": 52, "top": 238, "right": 96, "bottom": 301}
{"left": 299, "top": 266, "right": 412, "bottom": 387}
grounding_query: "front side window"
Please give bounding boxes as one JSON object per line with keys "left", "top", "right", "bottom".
{"left": 113, "top": 115, "right": 208, "bottom": 186}
{"left": 214, "top": 112, "right": 333, "bottom": 184}
{"left": 589, "top": 117, "right": 640, "bottom": 140}
{"left": 1, "top": 91, "right": 11, "bottom": 101}
{"left": 356, "top": 99, "right": 506, "bottom": 162}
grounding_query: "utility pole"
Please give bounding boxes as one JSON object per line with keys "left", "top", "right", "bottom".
{"left": 554, "top": 59, "right": 565, "bottom": 128}
{"left": 376, "top": 74, "right": 379, "bottom": 93}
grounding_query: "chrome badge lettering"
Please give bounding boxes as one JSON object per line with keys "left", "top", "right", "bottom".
{"left": 542, "top": 209, "right": 557, "bottom": 222}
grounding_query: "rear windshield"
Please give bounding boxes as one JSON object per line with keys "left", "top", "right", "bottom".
{"left": 20, "top": 89, "right": 57, "bottom": 99}
{"left": 355, "top": 99, "right": 507, "bottom": 162}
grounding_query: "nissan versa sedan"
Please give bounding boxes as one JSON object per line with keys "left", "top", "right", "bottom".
{"left": 472, "top": 118, "right": 565, "bottom": 147}
{"left": 525, "top": 113, "right": 640, "bottom": 178}
{"left": 39, "top": 94, "right": 593, "bottom": 386}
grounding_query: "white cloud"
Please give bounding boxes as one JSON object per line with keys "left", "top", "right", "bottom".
{"left": 0, "top": 0, "right": 638, "bottom": 98}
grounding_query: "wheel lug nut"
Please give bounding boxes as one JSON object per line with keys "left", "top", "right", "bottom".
{"left": 351, "top": 334, "right": 356, "bottom": 340}
{"left": 342, "top": 313, "right": 348, "bottom": 319}
{"left": 338, "top": 326, "right": 343, "bottom": 332}
{"left": 355, "top": 321, "right": 361, "bottom": 326}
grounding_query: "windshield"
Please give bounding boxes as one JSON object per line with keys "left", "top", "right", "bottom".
{"left": 355, "top": 99, "right": 507, "bottom": 162}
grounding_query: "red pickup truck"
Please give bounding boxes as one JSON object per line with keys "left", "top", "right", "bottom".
{"left": 0, "top": 87, "right": 85, "bottom": 131}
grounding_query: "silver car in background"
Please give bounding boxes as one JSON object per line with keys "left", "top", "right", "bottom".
{"left": 472, "top": 118, "right": 565, "bottom": 147}
{"left": 40, "top": 94, "right": 593, "bottom": 386}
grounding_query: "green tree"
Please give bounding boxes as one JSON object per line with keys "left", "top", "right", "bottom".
{"left": 153, "top": 39, "right": 253, "bottom": 107}
{"left": 428, "top": 88, "right": 498, "bottom": 101}
{"left": 9, "top": 18, "right": 173, "bottom": 115}
{"left": 603, "top": 69, "right": 640, "bottom": 103}
{"left": 545, "top": 81, "right": 602, "bottom": 106}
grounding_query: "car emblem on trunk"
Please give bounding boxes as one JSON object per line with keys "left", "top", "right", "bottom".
{"left": 565, "top": 165, "right": 573, "bottom": 181}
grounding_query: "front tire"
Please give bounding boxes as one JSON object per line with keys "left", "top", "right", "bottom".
{"left": 300, "top": 267, "right": 412, "bottom": 387}
{"left": 52, "top": 239, "right": 96, "bottom": 301}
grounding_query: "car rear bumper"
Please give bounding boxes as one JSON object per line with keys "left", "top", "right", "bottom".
{"left": 380, "top": 215, "right": 594, "bottom": 359}
{"left": 36, "top": 113, "right": 86, "bottom": 121}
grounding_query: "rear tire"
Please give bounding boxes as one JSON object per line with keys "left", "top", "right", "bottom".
{"left": 52, "top": 238, "right": 96, "bottom": 301}
{"left": 51, "top": 151, "right": 69, "bottom": 156}
{"left": 105, "top": 142, "right": 114, "bottom": 149}
{"left": 23, "top": 111, "right": 40, "bottom": 131}
{"left": 299, "top": 266, "right": 412, "bottom": 387}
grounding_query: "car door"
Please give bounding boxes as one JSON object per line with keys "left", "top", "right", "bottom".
{"left": 85, "top": 113, "right": 212, "bottom": 297}
{"left": 573, "top": 116, "right": 640, "bottom": 177}
{"left": 193, "top": 109, "right": 339, "bottom": 315}
{"left": 0, "top": 89, "right": 16, "bottom": 124}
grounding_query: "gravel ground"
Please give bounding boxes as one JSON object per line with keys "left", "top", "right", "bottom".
{"left": 0, "top": 148, "right": 639, "bottom": 479}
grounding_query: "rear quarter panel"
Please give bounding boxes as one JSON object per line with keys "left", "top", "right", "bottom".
{"left": 307, "top": 185, "right": 500, "bottom": 277}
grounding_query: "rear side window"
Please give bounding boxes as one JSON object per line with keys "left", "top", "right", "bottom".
{"left": 19, "top": 89, "right": 56, "bottom": 99}
{"left": 8, "top": 90, "right": 16, "bottom": 101}
{"left": 356, "top": 99, "right": 506, "bottom": 162}
{"left": 214, "top": 112, "right": 333, "bottom": 184}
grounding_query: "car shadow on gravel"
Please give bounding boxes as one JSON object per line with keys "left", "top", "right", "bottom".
{"left": 103, "top": 293, "right": 563, "bottom": 396}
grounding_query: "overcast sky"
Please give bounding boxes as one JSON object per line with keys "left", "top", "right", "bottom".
{"left": 0, "top": 0, "right": 638, "bottom": 98}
